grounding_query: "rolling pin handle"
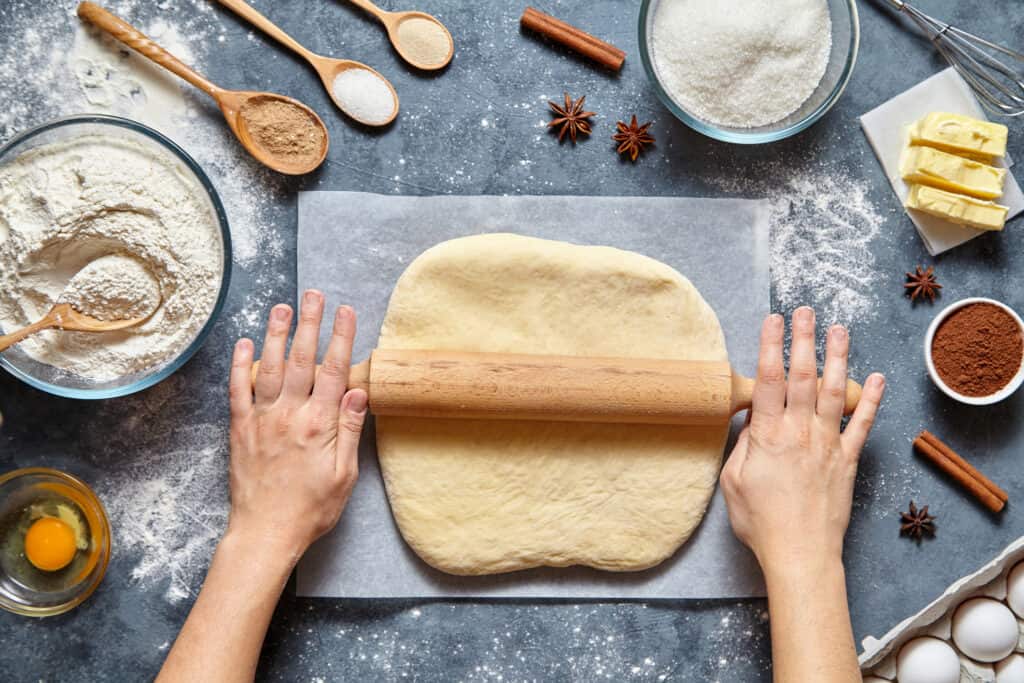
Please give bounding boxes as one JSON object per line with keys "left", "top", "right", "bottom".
{"left": 730, "top": 373, "right": 862, "bottom": 416}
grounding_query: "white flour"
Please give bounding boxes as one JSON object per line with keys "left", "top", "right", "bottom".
{"left": 651, "top": 0, "right": 832, "bottom": 128}
{"left": 61, "top": 253, "right": 162, "bottom": 321}
{"left": 0, "top": 133, "right": 222, "bottom": 381}
{"left": 707, "top": 158, "right": 885, "bottom": 327}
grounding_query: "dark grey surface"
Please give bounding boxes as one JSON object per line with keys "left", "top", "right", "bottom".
{"left": 1, "top": 0, "right": 1024, "bottom": 680}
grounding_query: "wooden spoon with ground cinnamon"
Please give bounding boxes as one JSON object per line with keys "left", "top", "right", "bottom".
{"left": 77, "top": 2, "right": 328, "bottom": 175}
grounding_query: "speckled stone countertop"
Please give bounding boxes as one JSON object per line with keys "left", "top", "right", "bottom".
{"left": 2, "top": 0, "right": 1024, "bottom": 680}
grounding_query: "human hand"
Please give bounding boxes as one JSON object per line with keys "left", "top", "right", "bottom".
{"left": 720, "top": 307, "right": 885, "bottom": 576}
{"left": 225, "top": 290, "right": 368, "bottom": 561}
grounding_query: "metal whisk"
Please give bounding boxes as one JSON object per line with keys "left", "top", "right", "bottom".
{"left": 886, "top": 0, "right": 1024, "bottom": 117}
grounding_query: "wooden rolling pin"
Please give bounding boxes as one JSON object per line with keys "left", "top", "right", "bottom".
{"left": 250, "top": 349, "right": 862, "bottom": 426}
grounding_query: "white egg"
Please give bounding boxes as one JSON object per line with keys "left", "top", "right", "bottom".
{"left": 997, "top": 654, "right": 1024, "bottom": 683}
{"left": 1007, "top": 562, "right": 1024, "bottom": 618}
{"left": 952, "top": 597, "right": 1019, "bottom": 662}
{"left": 897, "top": 636, "right": 961, "bottom": 683}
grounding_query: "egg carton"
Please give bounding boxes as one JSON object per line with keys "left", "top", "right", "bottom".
{"left": 860, "top": 535, "right": 1024, "bottom": 681}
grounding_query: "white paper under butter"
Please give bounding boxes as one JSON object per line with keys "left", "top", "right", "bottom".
{"left": 860, "top": 68, "right": 1024, "bottom": 255}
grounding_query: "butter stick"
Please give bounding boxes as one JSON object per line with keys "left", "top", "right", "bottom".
{"left": 900, "top": 145, "right": 1006, "bottom": 200}
{"left": 909, "top": 112, "right": 1008, "bottom": 160}
{"left": 906, "top": 184, "right": 1009, "bottom": 231}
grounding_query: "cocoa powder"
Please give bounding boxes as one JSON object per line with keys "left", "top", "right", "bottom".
{"left": 932, "top": 302, "right": 1023, "bottom": 397}
{"left": 239, "top": 97, "right": 324, "bottom": 169}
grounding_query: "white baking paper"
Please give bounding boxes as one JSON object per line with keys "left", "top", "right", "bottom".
{"left": 860, "top": 68, "right": 1024, "bottom": 255}
{"left": 295, "top": 192, "right": 770, "bottom": 599}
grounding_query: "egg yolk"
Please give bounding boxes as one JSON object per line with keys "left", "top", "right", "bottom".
{"left": 24, "top": 516, "right": 78, "bottom": 571}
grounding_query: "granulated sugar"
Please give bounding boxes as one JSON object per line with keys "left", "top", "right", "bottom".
{"left": 331, "top": 68, "right": 395, "bottom": 125}
{"left": 651, "top": 0, "right": 832, "bottom": 128}
{"left": 707, "top": 159, "right": 884, "bottom": 327}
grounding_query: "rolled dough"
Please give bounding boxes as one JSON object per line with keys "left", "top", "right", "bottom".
{"left": 376, "top": 234, "right": 729, "bottom": 575}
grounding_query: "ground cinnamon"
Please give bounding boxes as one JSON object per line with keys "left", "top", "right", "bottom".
{"left": 239, "top": 97, "right": 325, "bottom": 169}
{"left": 931, "top": 302, "right": 1023, "bottom": 397}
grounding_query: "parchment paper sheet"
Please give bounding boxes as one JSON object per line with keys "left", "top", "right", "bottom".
{"left": 296, "top": 192, "right": 770, "bottom": 599}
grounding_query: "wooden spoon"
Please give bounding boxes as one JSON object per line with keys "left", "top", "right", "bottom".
{"left": 346, "top": 0, "right": 454, "bottom": 70}
{"left": 77, "top": 2, "right": 328, "bottom": 175}
{"left": 216, "top": 0, "right": 399, "bottom": 126}
{"left": 0, "top": 304, "right": 148, "bottom": 353}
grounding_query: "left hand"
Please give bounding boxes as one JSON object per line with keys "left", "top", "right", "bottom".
{"left": 226, "top": 290, "right": 368, "bottom": 561}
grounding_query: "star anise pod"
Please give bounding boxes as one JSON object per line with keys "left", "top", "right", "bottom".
{"left": 548, "top": 93, "right": 595, "bottom": 144}
{"left": 905, "top": 265, "right": 942, "bottom": 303}
{"left": 612, "top": 115, "right": 655, "bottom": 161}
{"left": 900, "top": 501, "right": 936, "bottom": 541}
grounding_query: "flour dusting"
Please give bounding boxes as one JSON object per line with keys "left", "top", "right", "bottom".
{"left": 99, "top": 421, "right": 229, "bottom": 603}
{"left": 708, "top": 159, "right": 885, "bottom": 326}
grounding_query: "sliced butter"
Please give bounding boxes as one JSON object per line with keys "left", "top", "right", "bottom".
{"left": 906, "top": 184, "right": 1009, "bottom": 231}
{"left": 909, "top": 112, "right": 1008, "bottom": 159}
{"left": 900, "top": 145, "right": 1006, "bottom": 200}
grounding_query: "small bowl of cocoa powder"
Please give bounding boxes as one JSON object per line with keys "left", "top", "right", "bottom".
{"left": 925, "top": 298, "right": 1024, "bottom": 405}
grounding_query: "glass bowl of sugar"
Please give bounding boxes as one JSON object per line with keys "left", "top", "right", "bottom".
{"left": 0, "top": 115, "right": 232, "bottom": 399}
{"left": 639, "top": 0, "right": 859, "bottom": 143}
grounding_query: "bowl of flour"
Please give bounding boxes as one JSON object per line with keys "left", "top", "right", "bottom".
{"left": 0, "top": 115, "right": 231, "bottom": 398}
{"left": 639, "top": 0, "right": 859, "bottom": 143}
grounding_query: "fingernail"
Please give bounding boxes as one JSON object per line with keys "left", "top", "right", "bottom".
{"left": 304, "top": 289, "right": 322, "bottom": 305}
{"left": 831, "top": 325, "right": 847, "bottom": 341}
{"left": 235, "top": 338, "right": 253, "bottom": 354}
{"left": 767, "top": 313, "right": 783, "bottom": 329}
{"left": 272, "top": 305, "right": 291, "bottom": 322}
{"left": 869, "top": 373, "right": 886, "bottom": 389}
{"left": 344, "top": 389, "right": 368, "bottom": 414}
{"left": 795, "top": 306, "right": 814, "bottom": 322}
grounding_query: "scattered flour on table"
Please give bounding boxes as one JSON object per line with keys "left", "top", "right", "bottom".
{"left": 97, "top": 415, "right": 230, "bottom": 603}
{"left": 707, "top": 159, "right": 885, "bottom": 327}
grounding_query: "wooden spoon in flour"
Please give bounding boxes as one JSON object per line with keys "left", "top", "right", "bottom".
{"left": 77, "top": 2, "right": 329, "bottom": 175}
{"left": 0, "top": 304, "right": 148, "bottom": 353}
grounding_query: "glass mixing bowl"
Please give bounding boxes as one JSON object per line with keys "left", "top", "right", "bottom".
{"left": 0, "top": 468, "right": 111, "bottom": 617}
{"left": 638, "top": 0, "right": 860, "bottom": 144}
{"left": 0, "top": 115, "right": 232, "bottom": 399}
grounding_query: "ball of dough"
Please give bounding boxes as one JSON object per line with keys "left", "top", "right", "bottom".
{"left": 997, "top": 654, "right": 1024, "bottom": 683}
{"left": 897, "top": 637, "right": 960, "bottom": 683}
{"left": 952, "top": 597, "right": 1019, "bottom": 662}
{"left": 376, "top": 234, "right": 729, "bottom": 575}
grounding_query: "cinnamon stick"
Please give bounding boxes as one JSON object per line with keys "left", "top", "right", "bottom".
{"left": 520, "top": 7, "right": 626, "bottom": 71}
{"left": 913, "top": 430, "right": 1007, "bottom": 513}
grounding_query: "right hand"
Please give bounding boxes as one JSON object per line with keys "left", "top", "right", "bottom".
{"left": 225, "top": 290, "right": 368, "bottom": 561}
{"left": 720, "top": 308, "right": 885, "bottom": 573}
